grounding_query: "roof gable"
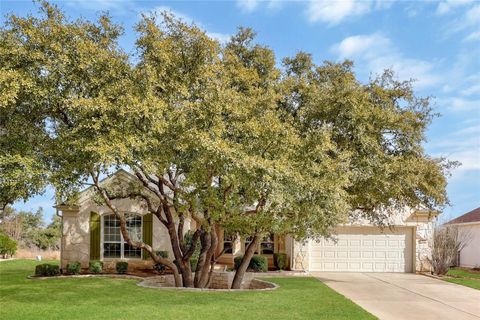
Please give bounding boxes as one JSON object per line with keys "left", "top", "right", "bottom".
{"left": 446, "top": 207, "right": 480, "bottom": 224}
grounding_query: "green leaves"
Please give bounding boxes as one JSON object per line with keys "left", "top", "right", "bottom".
{"left": 1, "top": 2, "right": 449, "bottom": 242}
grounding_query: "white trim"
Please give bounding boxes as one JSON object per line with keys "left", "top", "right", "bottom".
{"left": 100, "top": 214, "right": 104, "bottom": 260}
{"left": 412, "top": 226, "right": 417, "bottom": 272}
{"left": 308, "top": 239, "right": 312, "bottom": 272}
{"left": 448, "top": 221, "right": 480, "bottom": 226}
{"left": 100, "top": 213, "right": 143, "bottom": 260}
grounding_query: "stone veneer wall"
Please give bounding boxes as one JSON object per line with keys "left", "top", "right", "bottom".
{"left": 61, "top": 209, "right": 90, "bottom": 269}
{"left": 140, "top": 272, "right": 274, "bottom": 290}
{"left": 415, "top": 222, "right": 434, "bottom": 272}
{"left": 209, "top": 271, "right": 253, "bottom": 289}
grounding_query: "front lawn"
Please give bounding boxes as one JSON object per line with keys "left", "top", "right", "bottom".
{"left": 444, "top": 268, "right": 480, "bottom": 290}
{"left": 0, "top": 260, "right": 375, "bottom": 320}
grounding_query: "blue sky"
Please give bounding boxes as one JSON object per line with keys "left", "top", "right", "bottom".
{"left": 3, "top": 0, "right": 479, "bottom": 222}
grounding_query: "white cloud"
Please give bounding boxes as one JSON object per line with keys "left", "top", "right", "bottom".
{"left": 446, "top": 4, "right": 480, "bottom": 35}
{"left": 306, "top": 0, "right": 371, "bottom": 25}
{"left": 149, "top": 6, "right": 231, "bottom": 44}
{"left": 152, "top": 6, "right": 196, "bottom": 24}
{"left": 206, "top": 32, "right": 232, "bottom": 44}
{"left": 445, "top": 97, "right": 480, "bottom": 112}
{"left": 305, "top": 0, "right": 394, "bottom": 25}
{"left": 430, "top": 124, "right": 480, "bottom": 178}
{"left": 464, "top": 30, "right": 480, "bottom": 42}
{"left": 461, "top": 83, "right": 480, "bottom": 96}
{"left": 235, "top": 0, "right": 284, "bottom": 13}
{"left": 64, "top": 0, "right": 135, "bottom": 12}
{"left": 236, "top": 0, "right": 260, "bottom": 12}
{"left": 436, "top": 0, "right": 473, "bottom": 15}
{"left": 332, "top": 33, "right": 390, "bottom": 58}
{"left": 331, "top": 33, "right": 440, "bottom": 89}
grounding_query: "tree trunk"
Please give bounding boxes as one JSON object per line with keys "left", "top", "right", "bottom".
{"left": 166, "top": 222, "right": 194, "bottom": 287}
{"left": 194, "top": 230, "right": 211, "bottom": 287}
{"left": 231, "top": 234, "right": 260, "bottom": 289}
{"left": 196, "top": 227, "right": 218, "bottom": 288}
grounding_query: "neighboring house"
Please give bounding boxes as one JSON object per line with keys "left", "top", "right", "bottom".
{"left": 55, "top": 169, "right": 436, "bottom": 273}
{"left": 446, "top": 207, "right": 480, "bottom": 268}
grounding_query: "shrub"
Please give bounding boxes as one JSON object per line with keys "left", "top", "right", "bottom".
{"left": 190, "top": 257, "right": 198, "bottom": 272}
{"left": 89, "top": 261, "right": 103, "bottom": 274}
{"left": 250, "top": 256, "right": 268, "bottom": 272}
{"left": 184, "top": 231, "right": 200, "bottom": 271}
{"left": 0, "top": 232, "right": 17, "bottom": 258}
{"left": 35, "top": 263, "right": 60, "bottom": 277}
{"left": 66, "top": 261, "right": 81, "bottom": 275}
{"left": 234, "top": 255, "right": 268, "bottom": 272}
{"left": 274, "top": 253, "right": 287, "bottom": 270}
{"left": 430, "top": 225, "right": 471, "bottom": 275}
{"left": 116, "top": 261, "right": 128, "bottom": 274}
{"left": 153, "top": 251, "right": 169, "bottom": 273}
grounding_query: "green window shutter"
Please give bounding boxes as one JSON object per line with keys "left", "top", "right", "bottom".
{"left": 142, "top": 213, "right": 153, "bottom": 260}
{"left": 90, "top": 212, "right": 101, "bottom": 260}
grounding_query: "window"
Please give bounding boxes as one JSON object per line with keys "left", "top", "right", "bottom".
{"left": 243, "top": 234, "right": 275, "bottom": 255}
{"left": 103, "top": 214, "right": 142, "bottom": 259}
{"left": 260, "top": 234, "right": 274, "bottom": 255}
{"left": 244, "top": 235, "right": 259, "bottom": 254}
{"left": 223, "top": 232, "right": 235, "bottom": 254}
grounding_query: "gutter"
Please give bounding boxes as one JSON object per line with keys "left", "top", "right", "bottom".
{"left": 56, "top": 206, "right": 63, "bottom": 271}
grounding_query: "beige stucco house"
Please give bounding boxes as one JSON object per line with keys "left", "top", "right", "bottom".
{"left": 446, "top": 207, "right": 480, "bottom": 268}
{"left": 55, "top": 169, "right": 436, "bottom": 273}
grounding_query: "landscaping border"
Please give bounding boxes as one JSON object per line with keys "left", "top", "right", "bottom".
{"left": 27, "top": 274, "right": 280, "bottom": 292}
{"left": 138, "top": 277, "right": 279, "bottom": 292}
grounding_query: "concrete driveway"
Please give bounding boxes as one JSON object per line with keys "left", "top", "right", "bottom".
{"left": 313, "top": 272, "right": 480, "bottom": 320}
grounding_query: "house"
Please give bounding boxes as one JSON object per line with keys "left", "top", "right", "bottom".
{"left": 446, "top": 207, "right": 480, "bottom": 268}
{"left": 55, "top": 169, "right": 436, "bottom": 273}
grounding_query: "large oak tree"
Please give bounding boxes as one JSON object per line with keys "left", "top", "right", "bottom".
{"left": 1, "top": 2, "right": 452, "bottom": 288}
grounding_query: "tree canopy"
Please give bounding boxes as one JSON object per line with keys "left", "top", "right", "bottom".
{"left": 0, "top": 1, "right": 452, "bottom": 288}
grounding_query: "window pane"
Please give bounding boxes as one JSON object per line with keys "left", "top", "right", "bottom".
{"left": 262, "top": 234, "right": 274, "bottom": 242}
{"left": 124, "top": 243, "right": 141, "bottom": 258}
{"left": 244, "top": 235, "right": 259, "bottom": 254}
{"left": 260, "top": 233, "right": 274, "bottom": 254}
{"left": 223, "top": 242, "right": 233, "bottom": 254}
{"left": 261, "top": 242, "right": 274, "bottom": 255}
{"left": 126, "top": 215, "right": 142, "bottom": 242}
{"left": 104, "top": 243, "right": 121, "bottom": 258}
{"left": 104, "top": 215, "right": 121, "bottom": 242}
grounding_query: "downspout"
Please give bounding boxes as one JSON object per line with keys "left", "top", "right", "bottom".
{"left": 56, "top": 206, "right": 63, "bottom": 272}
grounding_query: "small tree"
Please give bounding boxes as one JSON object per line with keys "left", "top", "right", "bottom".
{"left": 430, "top": 225, "right": 470, "bottom": 275}
{"left": 0, "top": 232, "right": 17, "bottom": 258}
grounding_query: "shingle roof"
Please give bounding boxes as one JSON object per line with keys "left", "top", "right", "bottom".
{"left": 446, "top": 207, "right": 480, "bottom": 224}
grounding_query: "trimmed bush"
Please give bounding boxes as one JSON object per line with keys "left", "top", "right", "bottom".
{"left": 234, "top": 255, "right": 268, "bottom": 272}
{"left": 0, "top": 232, "right": 17, "bottom": 257}
{"left": 89, "top": 261, "right": 103, "bottom": 274}
{"left": 250, "top": 256, "right": 268, "bottom": 272}
{"left": 274, "top": 253, "right": 287, "bottom": 270}
{"left": 35, "top": 263, "right": 60, "bottom": 277}
{"left": 116, "top": 261, "right": 128, "bottom": 274}
{"left": 184, "top": 231, "right": 200, "bottom": 271}
{"left": 190, "top": 257, "right": 198, "bottom": 272}
{"left": 156, "top": 250, "right": 169, "bottom": 259}
{"left": 153, "top": 251, "right": 169, "bottom": 273}
{"left": 66, "top": 261, "right": 81, "bottom": 275}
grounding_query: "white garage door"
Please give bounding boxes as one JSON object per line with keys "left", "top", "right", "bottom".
{"left": 309, "top": 226, "right": 413, "bottom": 272}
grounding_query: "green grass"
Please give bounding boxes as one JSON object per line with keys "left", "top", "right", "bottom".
{"left": 444, "top": 278, "right": 480, "bottom": 290}
{"left": 0, "top": 260, "right": 375, "bottom": 320}
{"left": 446, "top": 268, "right": 480, "bottom": 279}
{"left": 445, "top": 268, "right": 480, "bottom": 290}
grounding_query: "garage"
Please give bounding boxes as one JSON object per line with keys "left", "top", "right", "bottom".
{"left": 309, "top": 226, "right": 414, "bottom": 272}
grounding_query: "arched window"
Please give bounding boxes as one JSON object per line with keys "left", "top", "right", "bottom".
{"left": 103, "top": 214, "right": 142, "bottom": 259}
